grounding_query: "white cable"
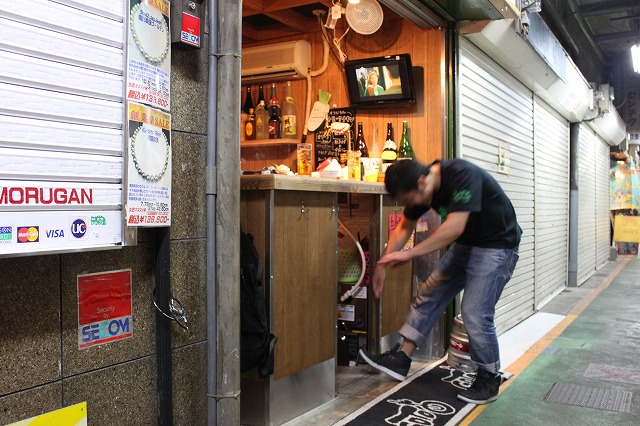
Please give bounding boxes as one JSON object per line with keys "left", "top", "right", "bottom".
{"left": 338, "top": 218, "right": 367, "bottom": 303}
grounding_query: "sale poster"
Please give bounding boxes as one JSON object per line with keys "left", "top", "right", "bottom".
{"left": 126, "top": 102, "right": 172, "bottom": 226}
{"left": 78, "top": 270, "right": 133, "bottom": 349}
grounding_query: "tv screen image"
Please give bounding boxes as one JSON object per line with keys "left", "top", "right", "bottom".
{"left": 345, "top": 54, "right": 416, "bottom": 109}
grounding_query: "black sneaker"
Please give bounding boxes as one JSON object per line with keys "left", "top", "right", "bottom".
{"left": 358, "top": 343, "right": 411, "bottom": 381}
{"left": 457, "top": 368, "right": 502, "bottom": 404}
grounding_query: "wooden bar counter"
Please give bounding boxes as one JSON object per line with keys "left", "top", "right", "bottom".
{"left": 240, "top": 174, "right": 412, "bottom": 426}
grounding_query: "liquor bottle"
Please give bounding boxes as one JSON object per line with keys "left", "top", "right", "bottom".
{"left": 268, "top": 105, "right": 281, "bottom": 139}
{"left": 255, "top": 100, "right": 269, "bottom": 140}
{"left": 397, "top": 121, "right": 415, "bottom": 160}
{"left": 282, "top": 81, "right": 297, "bottom": 139}
{"left": 381, "top": 122, "right": 397, "bottom": 167}
{"left": 242, "top": 86, "right": 254, "bottom": 115}
{"left": 244, "top": 108, "right": 256, "bottom": 140}
{"left": 355, "top": 122, "right": 369, "bottom": 157}
{"left": 268, "top": 83, "right": 281, "bottom": 120}
{"left": 257, "top": 84, "right": 266, "bottom": 106}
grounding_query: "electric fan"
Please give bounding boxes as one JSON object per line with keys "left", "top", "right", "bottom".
{"left": 345, "top": 0, "right": 384, "bottom": 35}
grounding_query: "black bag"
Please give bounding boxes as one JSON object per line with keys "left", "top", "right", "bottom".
{"left": 240, "top": 230, "right": 277, "bottom": 375}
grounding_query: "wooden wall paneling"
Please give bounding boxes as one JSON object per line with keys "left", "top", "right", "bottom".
{"left": 272, "top": 190, "right": 337, "bottom": 379}
{"left": 241, "top": 15, "right": 446, "bottom": 170}
{"left": 380, "top": 196, "right": 412, "bottom": 337}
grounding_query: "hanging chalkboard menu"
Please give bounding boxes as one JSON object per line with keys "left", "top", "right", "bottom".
{"left": 314, "top": 108, "right": 355, "bottom": 168}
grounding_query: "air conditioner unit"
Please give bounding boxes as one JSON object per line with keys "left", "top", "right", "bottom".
{"left": 241, "top": 40, "right": 311, "bottom": 84}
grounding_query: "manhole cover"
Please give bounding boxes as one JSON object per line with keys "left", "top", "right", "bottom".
{"left": 544, "top": 382, "right": 632, "bottom": 413}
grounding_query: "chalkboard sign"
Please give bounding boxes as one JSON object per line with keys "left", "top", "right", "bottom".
{"left": 314, "top": 108, "right": 356, "bottom": 168}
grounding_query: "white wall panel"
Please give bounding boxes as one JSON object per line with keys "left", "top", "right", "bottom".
{"left": 0, "top": 0, "right": 123, "bottom": 47}
{"left": 577, "top": 125, "right": 597, "bottom": 284}
{"left": 460, "top": 39, "right": 536, "bottom": 334}
{"left": 0, "top": 148, "right": 122, "bottom": 183}
{"left": 595, "top": 135, "right": 611, "bottom": 267}
{"left": 0, "top": 83, "right": 123, "bottom": 128}
{"left": 534, "top": 98, "right": 569, "bottom": 307}
{"left": 0, "top": 51, "right": 122, "bottom": 100}
{"left": 0, "top": 116, "right": 122, "bottom": 155}
{"left": 0, "top": 18, "right": 123, "bottom": 73}
{"left": 0, "top": 0, "right": 126, "bottom": 257}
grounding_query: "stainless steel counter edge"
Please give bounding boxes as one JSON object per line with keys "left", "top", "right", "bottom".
{"left": 241, "top": 174, "right": 388, "bottom": 194}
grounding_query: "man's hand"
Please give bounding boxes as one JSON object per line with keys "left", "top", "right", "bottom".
{"left": 377, "top": 250, "right": 411, "bottom": 268}
{"left": 372, "top": 265, "right": 386, "bottom": 299}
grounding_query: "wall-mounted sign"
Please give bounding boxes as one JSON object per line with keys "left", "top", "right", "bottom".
{"left": 78, "top": 270, "right": 133, "bottom": 349}
{"left": 127, "top": 0, "right": 171, "bottom": 111}
{"left": 126, "top": 102, "right": 172, "bottom": 226}
{"left": 7, "top": 402, "right": 87, "bottom": 426}
{"left": 181, "top": 12, "right": 201, "bottom": 47}
{"left": 314, "top": 108, "right": 355, "bottom": 168}
{"left": 0, "top": 2, "right": 125, "bottom": 258}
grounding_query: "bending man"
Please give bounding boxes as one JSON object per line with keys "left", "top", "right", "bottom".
{"left": 360, "top": 158, "right": 521, "bottom": 404}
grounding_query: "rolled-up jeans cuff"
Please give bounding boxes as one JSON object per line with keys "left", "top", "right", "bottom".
{"left": 474, "top": 360, "right": 501, "bottom": 374}
{"left": 399, "top": 324, "right": 425, "bottom": 347}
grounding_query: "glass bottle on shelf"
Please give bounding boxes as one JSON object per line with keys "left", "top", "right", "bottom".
{"left": 397, "top": 121, "right": 415, "bottom": 160}
{"left": 381, "top": 122, "right": 397, "bottom": 171}
{"left": 242, "top": 86, "right": 254, "bottom": 115}
{"left": 268, "top": 83, "right": 281, "bottom": 120}
{"left": 282, "top": 81, "right": 297, "bottom": 139}
{"left": 244, "top": 108, "right": 256, "bottom": 140}
{"left": 268, "top": 104, "right": 281, "bottom": 139}
{"left": 257, "top": 84, "right": 265, "bottom": 106}
{"left": 356, "top": 122, "right": 369, "bottom": 157}
{"left": 255, "top": 100, "right": 269, "bottom": 140}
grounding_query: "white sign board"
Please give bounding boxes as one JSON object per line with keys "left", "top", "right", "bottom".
{"left": 0, "top": 1, "right": 126, "bottom": 257}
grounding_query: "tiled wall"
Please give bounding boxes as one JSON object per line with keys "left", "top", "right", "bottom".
{"left": 0, "top": 25, "right": 210, "bottom": 426}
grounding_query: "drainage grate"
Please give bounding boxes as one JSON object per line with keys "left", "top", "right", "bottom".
{"left": 544, "top": 382, "right": 632, "bottom": 413}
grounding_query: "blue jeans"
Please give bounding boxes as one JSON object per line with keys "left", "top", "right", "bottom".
{"left": 399, "top": 243, "right": 519, "bottom": 373}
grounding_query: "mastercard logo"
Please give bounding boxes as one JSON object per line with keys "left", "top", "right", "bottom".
{"left": 17, "top": 226, "right": 39, "bottom": 243}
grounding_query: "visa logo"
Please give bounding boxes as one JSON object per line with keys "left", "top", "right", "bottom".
{"left": 46, "top": 229, "right": 65, "bottom": 238}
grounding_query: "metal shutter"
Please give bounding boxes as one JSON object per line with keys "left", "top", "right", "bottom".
{"left": 595, "top": 135, "right": 611, "bottom": 268}
{"left": 0, "top": 0, "right": 125, "bottom": 256}
{"left": 533, "top": 98, "right": 570, "bottom": 308}
{"left": 459, "top": 39, "right": 535, "bottom": 333}
{"left": 577, "top": 124, "right": 597, "bottom": 284}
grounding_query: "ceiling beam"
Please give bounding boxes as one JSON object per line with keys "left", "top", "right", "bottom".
{"left": 594, "top": 30, "right": 640, "bottom": 44}
{"left": 263, "top": 9, "right": 317, "bottom": 33}
{"left": 579, "top": 0, "right": 640, "bottom": 17}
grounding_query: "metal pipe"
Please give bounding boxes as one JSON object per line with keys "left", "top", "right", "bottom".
{"left": 568, "top": 123, "right": 579, "bottom": 286}
{"left": 208, "top": 0, "right": 242, "bottom": 424}
{"left": 206, "top": 0, "right": 219, "bottom": 422}
{"left": 155, "top": 227, "right": 172, "bottom": 425}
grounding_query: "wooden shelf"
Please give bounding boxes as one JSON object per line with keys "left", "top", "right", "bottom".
{"left": 241, "top": 138, "right": 299, "bottom": 147}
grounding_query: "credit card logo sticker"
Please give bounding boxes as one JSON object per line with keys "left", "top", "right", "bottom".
{"left": 71, "top": 219, "right": 87, "bottom": 239}
{"left": 46, "top": 229, "right": 65, "bottom": 238}
{"left": 0, "top": 226, "right": 12, "bottom": 243}
{"left": 17, "top": 226, "right": 39, "bottom": 243}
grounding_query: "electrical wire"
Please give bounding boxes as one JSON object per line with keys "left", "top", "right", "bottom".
{"left": 337, "top": 219, "right": 367, "bottom": 304}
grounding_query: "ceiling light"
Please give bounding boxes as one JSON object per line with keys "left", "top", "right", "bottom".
{"left": 631, "top": 44, "right": 640, "bottom": 73}
{"left": 348, "top": 0, "right": 360, "bottom": 3}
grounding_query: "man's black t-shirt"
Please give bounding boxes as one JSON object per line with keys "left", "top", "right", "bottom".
{"left": 404, "top": 159, "right": 521, "bottom": 249}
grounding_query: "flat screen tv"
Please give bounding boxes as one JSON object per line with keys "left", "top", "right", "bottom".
{"left": 344, "top": 54, "right": 416, "bottom": 109}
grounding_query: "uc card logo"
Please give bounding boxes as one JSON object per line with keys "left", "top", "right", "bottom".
{"left": 71, "top": 218, "right": 87, "bottom": 239}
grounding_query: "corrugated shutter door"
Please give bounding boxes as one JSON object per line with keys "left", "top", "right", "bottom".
{"left": 0, "top": 0, "right": 125, "bottom": 255}
{"left": 533, "top": 98, "right": 569, "bottom": 307}
{"left": 459, "top": 39, "right": 535, "bottom": 333}
{"left": 595, "top": 135, "right": 611, "bottom": 267}
{"left": 577, "top": 124, "right": 597, "bottom": 284}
